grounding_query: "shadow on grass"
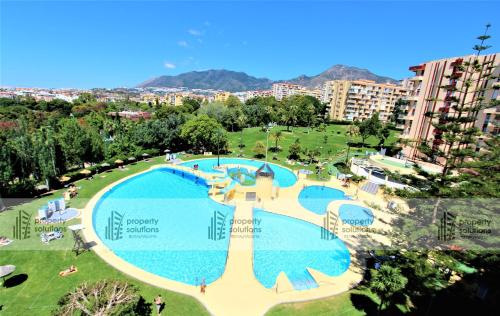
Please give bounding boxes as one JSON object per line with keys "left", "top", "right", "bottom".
{"left": 350, "top": 293, "right": 378, "bottom": 316}
{"left": 4, "top": 273, "right": 28, "bottom": 288}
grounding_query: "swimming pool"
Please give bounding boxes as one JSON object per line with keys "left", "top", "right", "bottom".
{"left": 298, "top": 185, "right": 349, "bottom": 215}
{"left": 180, "top": 158, "right": 297, "bottom": 187}
{"left": 339, "top": 204, "right": 374, "bottom": 226}
{"left": 93, "top": 168, "right": 235, "bottom": 285}
{"left": 253, "top": 209, "right": 350, "bottom": 290}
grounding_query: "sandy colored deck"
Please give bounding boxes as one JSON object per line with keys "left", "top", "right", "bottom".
{"left": 81, "top": 161, "right": 401, "bottom": 316}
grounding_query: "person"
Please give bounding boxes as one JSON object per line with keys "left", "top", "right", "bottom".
{"left": 59, "top": 265, "right": 77, "bottom": 276}
{"left": 154, "top": 295, "right": 163, "bottom": 315}
{"left": 200, "top": 278, "right": 206, "bottom": 294}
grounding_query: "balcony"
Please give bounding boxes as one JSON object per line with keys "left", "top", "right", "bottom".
{"left": 409, "top": 64, "right": 426, "bottom": 72}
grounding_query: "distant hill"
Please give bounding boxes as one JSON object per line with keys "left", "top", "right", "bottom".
{"left": 284, "top": 65, "right": 398, "bottom": 88}
{"left": 137, "top": 69, "right": 273, "bottom": 92}
{"left": 137, "top": 65, "right": 398, "bottom": 91}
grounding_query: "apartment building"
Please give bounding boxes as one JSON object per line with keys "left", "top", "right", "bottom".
{"left": 246, "top": 90, "right": 273, "bottom": 99}
{"left": 322, "top": 80, "right": 351, "bottom": 120}
{"left": 322, "top": 80, "right": 407, "bottom": 122}
{"left": 401, "top": 53, "right": 500, "bottom": 161}
{"left": 272, "top": 83, "right": 304, "bottom": 101}
{"left": 214, "top": 91, "right": 232, "bottom": 103}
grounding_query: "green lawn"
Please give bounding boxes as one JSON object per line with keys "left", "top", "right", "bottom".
{"left": 227, "top": 124, "right": 399, "bottom": 180}
{"left": 266, "top": 287, "right": 409, "bottom": 316}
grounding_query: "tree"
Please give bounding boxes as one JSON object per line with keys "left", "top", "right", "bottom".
{"left": 391, "top": 99, "right": 408, "bottom": 126}
{"left": 180, "top": 115, "right": 227, "bottom": 153}
{"left": 182, "top": 97, "right": 201, "bottom": 112}
{"left": 236, "top": 113, "right": 247, "bottom": 155}
{"left": 271, "top": 130, "right": 283, "bottom": 151}
{"left": 32, "top": 126, "right": 58, "bottom": 188}
{"left": 54, "top": 280, "right": 151, "bottom": 316}
{"left": 57, "top": 118, "right": 89, "bottom": 169}
{"left": 377, "top": 125, "right": 391, "bottom": 149}
{"left": 303, "top": 148, "right": 320, "bottom": 164}
{"left": 214, "top": 127, "right": 226, "bottom": 167}
{"left": 253, "top": 141, "right": 266, "bottom": 158}
{"left": 74, "top": 92, "right": 97, "bottom": 105}
{"left": 288, "top": 139, "right": 301, "bottom": 160}
{"left": 224, "top": 95, "right": 242, "bottom": 108}
{"left": 370, "top": 265, "right": 408, "bottom": 314}
{"left": 345, "top": 124, "right": 360, "bottom": 164}
{"left": 358, "top": 113, "right": 382, "bottom": 147}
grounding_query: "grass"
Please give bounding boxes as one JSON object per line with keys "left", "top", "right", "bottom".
{"left": 266, "top": 287, "right": 410, "bottom": 316}
{"left": 0, "top": 124, "right": 401, "bottom": 315}
{"left": 226, "top": 124, "right": 400, "bottom": 180}
{"left": 0, "top": 156, "right": 209, "bottom": 315}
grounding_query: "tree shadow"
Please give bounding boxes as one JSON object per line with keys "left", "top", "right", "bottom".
{"left": 4, "top": 274, "right": 28, "bottom": 288}
{"left": 350, "top": 293, "right": 378, "bottom": 316}
{"left": 133, "top": 296, "right": 152, "bottom": 315}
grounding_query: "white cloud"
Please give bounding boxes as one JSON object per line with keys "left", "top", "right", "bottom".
{"left": 177, "top": 40, "right": 188, "bottom": 47}
{"left": 188, "top": 29, "right": 203, "bottom": 36}
{"left": 164, "top": 62, "right": 176, "bottom": 69}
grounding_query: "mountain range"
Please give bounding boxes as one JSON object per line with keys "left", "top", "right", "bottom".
{"left": 137, "top": 65, "right": 398, "bottom": 92}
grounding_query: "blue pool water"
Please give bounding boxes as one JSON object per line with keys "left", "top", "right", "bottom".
{"left": 339, "top": 204, "right": 374, "bottom": 226}
{"left": 253, "top": 209, "right": 350, "bottom": 290}
{"left": 93, "top": 168, "right": 235, "bottom": 285}
{"left": 298, "top": 185, "right": 349, "bottom": 215}
{"left": 180, "top": 158, "right": 297, "bottom": 187}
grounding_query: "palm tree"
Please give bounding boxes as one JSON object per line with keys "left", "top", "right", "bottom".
{"left": 370, "top": 265, "right": 408, "bottom": 314}
{"left": 237, "top": 114, "right": 247, "bottom": 148}
{"left": 345, "top": 124, "right": 360, "bottom": 164}
{"left": 271, "top": 130, "right": 283, "bottom": 151}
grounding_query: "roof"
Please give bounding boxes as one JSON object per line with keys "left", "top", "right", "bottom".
{"left": 256, "top": 163, "right": 275, "bottom": 178}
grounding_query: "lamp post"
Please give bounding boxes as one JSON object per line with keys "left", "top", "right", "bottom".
{"left": 264, "top": 123, "right": 274, "bottom": 162}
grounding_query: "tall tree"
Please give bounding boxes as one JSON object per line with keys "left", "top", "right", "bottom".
{"left": 370, "top": 265, "right": 408, "bottom": 314}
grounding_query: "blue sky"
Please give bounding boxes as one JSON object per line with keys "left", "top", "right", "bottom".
{"left": 1, "top": 1, "right": 499, "bottom": 88}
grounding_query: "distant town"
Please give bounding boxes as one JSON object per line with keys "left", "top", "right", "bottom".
{"left": 2, "top": 52, "right": 499, "bottom": 156}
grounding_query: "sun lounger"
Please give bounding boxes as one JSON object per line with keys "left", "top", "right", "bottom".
{"left": 41, "top": 230, "right": 63, "bottom": 244}
{"left": 0, "top": 237, "right": 13, "bottom": 247}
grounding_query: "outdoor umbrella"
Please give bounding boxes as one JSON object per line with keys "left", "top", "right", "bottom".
{"left": 59, "top": 176, "right": 71, "bottom": 182}
{"left": 299, "top": 169, "right": 313, "bottom": 175}
{"left": 0, "top": 265, "right": 15, "bottom": 286}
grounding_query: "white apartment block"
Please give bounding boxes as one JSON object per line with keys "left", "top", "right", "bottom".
{"left": 272, "top": 83, "right": 304, "bottom": 101}
{"left": 322, "top": 80, "right": 407, "bottom": 122}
